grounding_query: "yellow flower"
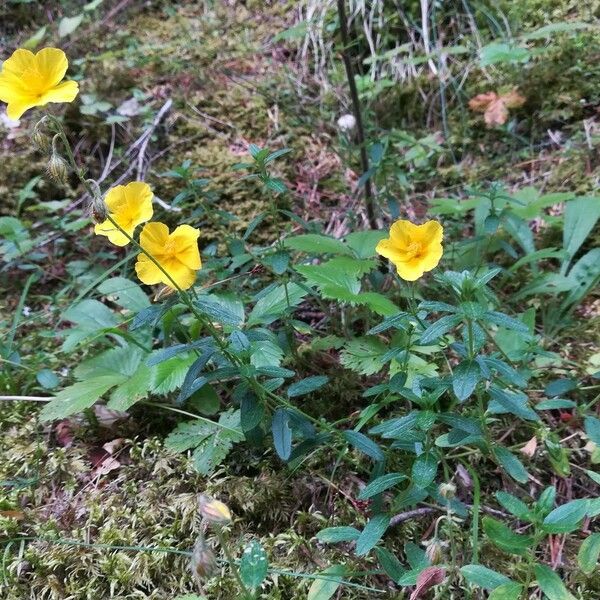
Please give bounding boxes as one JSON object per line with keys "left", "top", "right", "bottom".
{"left": 135, "top": 222, "right": 202, "bottom": 290}
{"left": 376, "top": 219, "right": 443, "bottom": 281}
{"left": 0, "top": 48, "right": 79, "bottom": 120}
{"left": 94, "top": 182, "right": 154, "bottom": 246}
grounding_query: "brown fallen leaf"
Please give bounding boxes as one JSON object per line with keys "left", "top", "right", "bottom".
{"left": 0, "top": 510, "right": 25, "bottom": 520}
{"left": 521, "top": 436, "right": 538, "bottom": 458}
{"left": 409, "top": 566, "right": 446, "bottom": 600}
{"left": 469, "top": 89, "right": 525, "bottom": 126}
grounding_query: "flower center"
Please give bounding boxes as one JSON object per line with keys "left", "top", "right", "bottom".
{"left": 405, "top": 241, "right": 423, "bottom": 259}
{"left": 163, "top": 239, "right": 178, "bottom": 256}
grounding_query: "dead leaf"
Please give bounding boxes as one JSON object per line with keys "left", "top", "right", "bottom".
{"left": 0, "top": 510, "right": 25, "bottom": 520}
{"left": 93, "top": 405, "right": 129, "bottom": 427}
{"left": 95, "top": 456, "right": 121, "bottom": 476}
{"left": 469, "top": 89, "right": 525, "bottom": 126}
{"left": 409, "top": 566, "right": 446, "bottom": 600}
{"left": 55, "top": 420, "right": 74, "bottom": 447}
{"left": 521, "top": 436, "right": 538, "bottom": 458}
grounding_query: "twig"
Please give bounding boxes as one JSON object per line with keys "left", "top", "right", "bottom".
{"left": 336, "top": 0, "right": 377, "bottom": 229}
{"left": 0, "top": 396, "right": 53, "bottom": 402}
{"left": 136, "top": 98, "right": 173, "bottom": 179}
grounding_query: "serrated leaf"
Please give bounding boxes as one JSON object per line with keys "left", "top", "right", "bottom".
{"left": 39, "top": 376, "right": 121, "bottom": 421}
{"left": 495, "top": 492, "right": 532, "bottom": 521}
{"left": 419, "top": 314, "right": 462, "bottom": 344}
{"left": 98, "top": 277, "right": 149, "bottom": 311}
{"left": 340, "top": 337, "right": 387, "bottom": 376}
{"left": 195, "top": 294, "right": 244, "bottom": 327}
{"left": 248, "top": 283, "right": 307, "bottom": 326}
{"left": 355, "top": 514, "right": 390, "bottom": 556}
{"left": 152, "top": 354, "right": 196, "bottom": 395}
{"left": 345, "top": 230, "right": 388, "bottom": 258}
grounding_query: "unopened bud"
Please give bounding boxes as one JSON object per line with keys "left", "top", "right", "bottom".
{"left": 190, "top": 536, "right": 217, "bottom": 579}
{"left": 90, "top": 195, "right": 108, "bottom": 223}
{"left": 198, "top": 494, "right": 231, "bottom": 525}
{"left": 47, "top": 153, "right": 69, "bottom": 184}
{"left": 32, "top": 129, "right": 51, "bottom": 152}
{"left": 424, "top": 538, "right": 444, "bottom": 564}
{"left": 439, "top": 483, "right": 456, "bottom": 500}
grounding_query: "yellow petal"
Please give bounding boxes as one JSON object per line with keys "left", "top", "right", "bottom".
{"left": 34, "top": 48, "right": 68, "bottom": 88}
{"left": 41, "top": 80, "right": 79, "bottom": 104}
{"left": 135, "top": 253, "right": 164, "bottom": 285}
{"left": 396, "top": 259, "right": 426, "bottom": 281}
{"left": 161, "top": 257, "right": 197, "bottom": 290}
{"left": 139, "top": 222, "right": 170, "bottom": 257}
{"left": 6, "top": 99, "right": 37, "bottom": 120}
{"left": 123, "top": 181, "right": 154, "bottom": 224}
{"left": 104, "top": 185, "right": 127, "bottom": 213}
{"left": 413, "top": 220, "right": 443, "bottom": 246}
{"left": 388, "top": 220, "right": 415, "bottom": 248}
{"left": 94, "top": 218, "right": 133, "bottom": 247}
{"left": 171, "top": 224, "right": 201, "bottom": 269}
{"left": 376, "top": 238, "right": 408, "bottom": 265}
{"left": 419, "top": 242, "right": 444, "bottom": 272}
{"left": 2, "top": 49, "right": 35, "bottom": 77}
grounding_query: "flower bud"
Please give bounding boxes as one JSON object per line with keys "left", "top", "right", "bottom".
{"left": 438, "top": 483, "right": 456, "bottom": 500}
{"left": 198, "top": 494, "right": 231, "bottom": 525}
{"left": 424, "top": 538, "right": 444, "bottom": 564}
{"left": 47, "top": 153, "right": 69, "bottom": 185}
{"left": 190, "top": 536, "right": 217, "bottom": 579}
{"left": 90, "top": 195, "right": 108, "bottom": 223}
{"left": 32, "top": 128, "right": 51, "bottom": 152}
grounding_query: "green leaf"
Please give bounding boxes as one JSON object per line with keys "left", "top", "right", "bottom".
{"left": 97, "top": 277, "right": 149, "bottom": 311}
{"left": 152, "top": 354, "right": 196, "bottom": 395}
{"left": 296, "top": 262, "right": 360, "bottom": 297}
{"left": 195, "top": 294, "right": 244, "bottom": 327}
{"left": 494, "top": 446, "right": 530, "bottom": 484}
{"left": 375, "top": 547, "right": 405, "bottom": 583}
{"left": 452, "top": 360, "right": 480, "bottom": 401}
{"left": 484, "top": 311, "right": 530, "bottom": 334}
{"left": 419, "top": 314, "right": 462, "bottom": 344}
{"left": 22, "top": 25, "right": 47, "bottom": 49}
{"left": 248, "top": 283, "right": 307, "bottom": 326}
{"left": 108, "top": 361, "right": 154, "bottom": 410}
{"left": 307, "top": 565, "right": 346, "bottom": 600}
{"left": 488, "top": 583, "right": 524, "bottom": 600}
{"left": 584, "top": 416, "right": 600, "bottom": 445}
{"left": 272, "top": 408, "right": 292, "bottom": 460}
{"left": 250, "top": 340, "right": 283, "bottom": 368}
{"left": 488, "top": 386, "right": 540, "bottom": 422}
{"left": 577, "top": 533, "right": 600, "bottom": 575}
{"left": 358, "top": 473, "right": 407, "bottom": 500}
{"left": 165, "top": 410, "right": 244, "bottom": 476}
{"left": 542, "top": 499, "right": 589, "bottom": 534}
{"left": 59, "top": 14, "right": 84, "bottom": 37}
{"left": 355, "top": 514, "right": 390, "bottom": 556}
{"left": 340, "top": 337, "right": 387, "bottom": 375}
{"left": 495, "top": 492, "right": 532, "bottom": 521}
{"left": 345, "top": 230, "right": 387, "bottom": 258}
{"left": 240, "top": 395, "right": 264, "bottom": 432}
{"left": 343, "top": 430, "right": 384, "bottom": 461}
{"left": 522, "top": 21, "right": 591, "bottom": 40}
{"left": 534, "top": 564, "right": 576, "bottom": 600}
{"left": 544, "top": 378, "right": 577, "bottom": 397}
{"left": 284, "top": 234, "right": 352, "bottom": 256}
{"left": 483, "top": 517, "right": 534, "bottom": 556}
{"left": 316, "top": 526, "right": 360, "bottom": 543}
{"left": 239, "top": 540, "right": 268, "bottom": 589}
{"left": 288, "top": 376, "right": 329, "bottom": 397}
{"left": 39, "top": 376, "right": 121, "bottom": 421}
{"left": 561, "top": 248, "right": 600, "bottom": 310}
{"left": 412, "top": 452, "right": 438, "bottom": 488}
{"left": 460, "top": 564, "right": 512, "bottom": 590}
{"left": 480, "top": 42, "right": 530, "bottom": 66}
{"left": 36, "top": 369, "right": 59, "bottom": 389}
{"left": 562, "top": 196, "right": 600, "bottom": 273}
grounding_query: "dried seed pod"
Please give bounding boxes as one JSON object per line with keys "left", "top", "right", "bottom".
{"left": 190, "top": 535, "right": 217, "bottom": 579}
{"left": 438, "top": 483, "right": 456, "bottom": 500}
{"left": 90, "top": 195, "right": 108, "bottom": 223}
{"left": 47, "top": 153, "right": 69, "bottom": 185}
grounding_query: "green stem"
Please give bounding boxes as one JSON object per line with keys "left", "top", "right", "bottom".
{"left": 216, "top": 529, "right": 253, "bottom": 599}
